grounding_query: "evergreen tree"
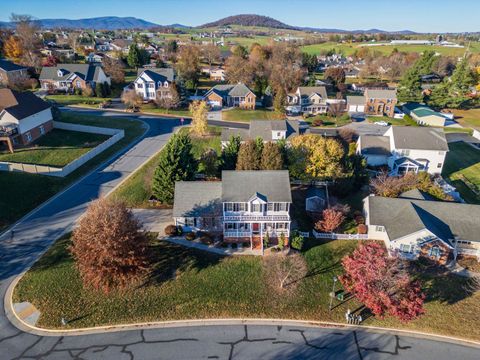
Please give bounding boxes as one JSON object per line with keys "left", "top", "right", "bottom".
{"left": 221, "top": 135, "right": 241, "bottom": 170}
{"left": 260, "top": 142, "right": 284, "bottom": 170}
{"left": 152, "top": 133, "right": 196, "bottom": 204}
{"left": 127, "top": 43, "right": 141, "bottom": 69}
{"left": 236, "top": 140, "right": 261, "bottom": 170}
{"left": 397, "top": 67, "right": 423, "bottom": 103}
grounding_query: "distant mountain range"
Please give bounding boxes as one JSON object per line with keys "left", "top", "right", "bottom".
{"left": 0, "top": 16, "right": 189, "bottom": 30}
{"left": 0, "top": 14, "right": 418, "bottom": 34}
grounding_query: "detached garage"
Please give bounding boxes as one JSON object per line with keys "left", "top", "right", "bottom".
{"left": 403, "top": 103, "right": 448, "bottom": 127}
{"left": 347, "top": 95, "right": 366, "bottom": 113}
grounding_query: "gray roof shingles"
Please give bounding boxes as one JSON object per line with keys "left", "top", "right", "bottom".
{"left": 360, "top": 135, "right": 391, "bottom": 156}
{"left": 221, "top": 120, "right": 301, "bottom": 142}
{"left": 0, "top": 89, "right": 51, "bottom": 120}
{"left": 0, "top": 59, "right": 26, "bottom": 72}
{"left": 39, "top": 64, "right": 104, "bottom": 82}
{"left": 173, "top": 182, "right": 222, "bottom": 218}
{"left": 391, "top": 126, "right": 448, "bottom": 151}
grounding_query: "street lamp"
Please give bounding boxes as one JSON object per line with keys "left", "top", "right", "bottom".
{"left": 329, "top": 276, "right": 338, "bottom": 311}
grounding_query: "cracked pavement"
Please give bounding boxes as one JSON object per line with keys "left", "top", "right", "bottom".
{"left": 0, "top": 109, "right": 479, "bottom": 359}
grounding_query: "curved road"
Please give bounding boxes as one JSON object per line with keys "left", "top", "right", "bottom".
{"left": 0, "top": 109, "right": 479, "bottom": 359}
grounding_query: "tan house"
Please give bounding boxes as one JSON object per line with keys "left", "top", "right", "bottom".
{"left": 204, "top": 83, "right": 256, "bottom": 109}
{"left": 0, "top": 89, "right": 53, "bottom": 152}
{"left": 39, "top": 64, "right": 111, "bottom": 93}
{"left": 365, "top": 88, "right": 397, "bottom": 118}
{"left": 0, "top": 59, "right": 29, "bottom": 87}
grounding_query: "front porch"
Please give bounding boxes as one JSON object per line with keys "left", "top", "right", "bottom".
{"left": 224, "top": 221, "right": 290, "bottom": 252}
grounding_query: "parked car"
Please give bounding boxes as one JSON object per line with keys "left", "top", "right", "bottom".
{"left": 374, "top": 121, "right": 389, "bottom": 126}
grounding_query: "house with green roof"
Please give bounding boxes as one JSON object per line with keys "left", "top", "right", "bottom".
{"left": 403, "top": 103, "right": 448, "bottom": 127}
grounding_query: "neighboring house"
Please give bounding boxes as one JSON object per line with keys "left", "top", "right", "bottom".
{"left": 365, "top": 88, "right": 397, "bottom": 118}
{"left": 364, "top": 190, "right": 480, "bottom": 264}
{"left": 221, "top": 119, "right": 306, "bottom": 147}
{"left": 0, "top": 89, "right": 53, "bottom": 151}
{"left": 39, "top": 64, "right": 111, "bottom": 93}
{"left": 87, "top": 53, "right": 105, "bottom": 63}
{"left": 204, "top": 83, "right": 256, "bottom": 109}
{"left": 173, "top": 170, "right": 292, "bottom": 252}
{"left": 287, "top": 86, "right": 330, "bottom": 115}
{"left": 209, "top": 68, "right": 226, "bottom": 81}
{"left": 132, "top": 67, "right": 175, "bottom": 101}
{"left": 346, "top": 95, "right": 366, "bottom": 114}
{"left": 0, "top": 59, "right": 28, "bottom": 87}
{"left": 403, "top": 103, "right": 448, "bottom": 127}
{"left": 357, "top": 126, "right": 449, "bottom": 175}
{"left": 110, "top": 39, "right": 133, "bottom": 54}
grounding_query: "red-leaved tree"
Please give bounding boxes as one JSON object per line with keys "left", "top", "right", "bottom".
{"left": 70, "top": 198, "right": 150, "bottom": 293}
{"left": 315, "top": 208, "right": 345, "bottom": 233}
{"left": 340, "top": 242, "right": 425, "bottom": 322}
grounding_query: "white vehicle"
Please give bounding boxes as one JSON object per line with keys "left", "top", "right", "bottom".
{"left": 374, "top": 121, "right": 389, "bottom": 126}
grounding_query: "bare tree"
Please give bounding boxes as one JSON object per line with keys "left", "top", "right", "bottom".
{"left": 10, "top": 14, "right": 41, "bottom": 68}
{"left": 263, "top": 252, "right": 307, "bottom": 292}
{"left": 202, "top": 43, "right": 221, "bottom": 69}
{"left": 121, "top": 90, "right": 143, "bottom": 110}
{"left": 102, "top": 56, "right": 125, "bottom": 84}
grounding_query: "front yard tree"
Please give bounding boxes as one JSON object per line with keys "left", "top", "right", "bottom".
{"left": 155, "top": 83, "right": 180, "bottom": 111}
{"left": 236, "top": 140, "right": 261, "bottom": 170}
{"left": 175, "top": 45, "right": 201, "bottom": 89}
{"left": 127, "top": 43, "right": 142, "bottom": 69}
{"left": 121, "top": 90, "right": 143, "bottom": 110}
{"left": 263, "top": 253, "right": 308, "bottom": 292}
{"left": 221, "top": 135, "right": 241, "bottom": 170}
{"left": 261, "top": 142, "right": 284, "bottom": 170}
{"left": 189, "top": 100, "right": 209, "bottom": 136}
{"left": 103, "top": 56, "right": 125, "bottom": 84}
{"left": 70, "top": 199, "right": 150, "bottom": 293}
{"left": 152, "top": 132, "right": 196, "bottom": 204}
{"left": 315, "top": 208, "right": 345, "bottom": 233}
{"left": 340, "top": 242, "right": 425, "bottom": 322}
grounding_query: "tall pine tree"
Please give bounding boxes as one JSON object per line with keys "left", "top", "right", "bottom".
{"left": 221, "top": 135, "right": 241, "bottom": 170}
{"left": 127, "top": 43, "right": 141, "bottom": 69}
{"left": 152, "top": 133, "right": 196, "bottom": 204}
{"left": 236, "top": 140, "right": 261, "bottom": 170}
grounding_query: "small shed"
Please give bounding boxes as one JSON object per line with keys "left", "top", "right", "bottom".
{"left": 306, "top": 186, "right": 328, "bottom": 212}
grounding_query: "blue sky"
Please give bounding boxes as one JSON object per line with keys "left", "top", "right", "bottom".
{"left": 0, "top": 0, "right": 478, "bottom": 33}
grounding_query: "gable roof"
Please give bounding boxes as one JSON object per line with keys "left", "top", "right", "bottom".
{"left": 359, "top": 135, "right": 391, "bottom": 156}
{"left": 221, "top": 120, "right": 301, "bottom": 142}
{"left": 403, "top": 103, "right": 447, "bottom": 119}
{"left": 347, "top": 95, "right": 366, "bottom": 106}
{"left": 137, "top": 67, "right": 175, "bottom": 82}
{"left": 39, "top": 64, "right": 105, "bottom": 82}
{"left": 0, "top": 89, "right": 51, "bottom": 120}
{"left": 365, "top": 88, "right": 397, "bottom": 100}
{"left": 390, "top": 126, "right": 448, "bottom": 151}
{"left": 367, "top": 195, "right": 480, "bottom": 244}
{"left": 173, "top": 182, "right": 222, "bottom": 218}
{"left": 0, "top": 59, "right": 27, "bottom": 72}
{"left": 222, "top": 170, "right": 292, "bottom": 203}
{"left": 297, "top": 86, "right": 328, "bottom": 99}
{"left": 206, "top": 83, "right": 255, "bottom": 98}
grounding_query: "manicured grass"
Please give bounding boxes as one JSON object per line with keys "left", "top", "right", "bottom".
{"left": 442, "top": 142, "right": 480, "bottom": 204}
{"left": 46, "top": 95, "right": 111, "bottom": 106}
{"left": 305, "top": 114, "right": 352, "bottom": 128}
{"left": 111, "top": 126, "right": 221, "bottom": 208}
{"left": 222, "top": 108, "right": 284, "bottom": 122}
{"left": 0, "top": 113, "right": 145, "bottom": 231}
{"left": 450, "top": 108, "right": 480, "bottom": 130}
{"left": 0, "top": 129, "right": 109, "bottom": 167}
{"left": 367, "top": 115, "right": 418, "bottom": 127}
{"left": 139, "top": 103, "right": 191, "bottom": 117}
{"left": 13, "top": 236, "right": 480, "bottom": 341}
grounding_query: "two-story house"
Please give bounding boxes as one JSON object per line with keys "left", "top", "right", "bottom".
{"left": 132, "top": 67, "right": 175, "bottom": 101}
{"left": 221, "top": 119, "right": 306, "bottom": 147}
{"left": 287, "top": 86, "right": 330, "bottom": 115}
{"left": 363, "top": 190, "right": 480, "bottom": 264}
{"left": 0, "top": 59, "right": 29, "bottom": 87}
{"left": 357, "top": 126, "right": 448, "bottom": 175}
{"left": 364, "top": 88, "right": 397, "bottom": 118}
{"left": 173, "top": 170, "right": 292, "bottom": 252}
{"left": 204, "top": 83, "right": 256, "bottom": 110}
{"left": 39, "top": 64, "right": 111, "bottom": 93}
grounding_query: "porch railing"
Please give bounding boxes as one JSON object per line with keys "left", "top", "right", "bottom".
{"left": 312, "top": 230, "right": 369, "bottom": 240}
{"left": 223, "top": 215, "right": 290, "bottom": 222}
{"left": 224, "top": 231, "right": 251, "bottom": 238}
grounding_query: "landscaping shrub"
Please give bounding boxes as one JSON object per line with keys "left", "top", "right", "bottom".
{"left": 290, "top": 232, "right": 305, "bottom": 251}
{"left": 185, "top": 232, "right": 196, "bottom": 241}
{"left": 164, "top": 224, "right": 178, "bottom": 236}
{"left": 357, "top": 224, "right": 368, "bottom": 234}
{"left": 199, "top": 235, "right": 213, "bottom": 245}
{"left": 312, "top": 119, "right": 324, "bottom": 127}
{"left": 231, "top": 243, "right": 238, "bottom": 249}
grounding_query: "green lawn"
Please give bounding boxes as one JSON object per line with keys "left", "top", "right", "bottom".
{"left": 0, "top": 113, "right": 145, "bottom": 231}
{"left": 13, "top": 235, "right": 480, "bottom": 341}
{"left": 46, "top": 95, "right": 111, "bottom": 106}
{"left": 0, "top": 129, "right": 109, "bottom": 167}
{"left": 139, "top": 103, "right": 191, "bottom": 117}
{"left": 111, "top": 126, "right": 221, "bottom": 208}
{"left": 442, "top": 142, "right": 480, "bottom": 204}
{"left": 451, "top": 108, "right": 480, "bottom": 130}
{"left": 367, "top": 115, "right": 418, "bottom": 126}
{"left": 222, "top": 108, "right": 284, "bottom": 122}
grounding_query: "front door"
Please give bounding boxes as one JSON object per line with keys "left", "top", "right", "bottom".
{"left": 377, "top": 103, "right": 385, "bottom": 115}
{"left": 252, "top": 223, "right": 260, "bottom": 234}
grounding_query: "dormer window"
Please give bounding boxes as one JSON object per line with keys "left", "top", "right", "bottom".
{"left": 164, "top": 81, "right": 169, "bottom": 88}
{"left": 57, "top": 69, "right": 64, "bottom": 77}
{"left": 157, "top": 81, "right": 162, "bottom": 88}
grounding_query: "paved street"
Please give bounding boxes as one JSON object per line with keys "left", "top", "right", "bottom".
{"left": 0, "top": 109, "right": 478, "bottom": 359}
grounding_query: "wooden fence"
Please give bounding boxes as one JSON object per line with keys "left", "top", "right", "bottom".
{"left": 312, "top": 230, "right": 369, "bottom": 240}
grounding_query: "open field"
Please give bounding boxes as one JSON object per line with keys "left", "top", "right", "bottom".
{"left": 222, "top": 108, "right": 284, "bottom": 122}
{"left": 111, "top": 126, "right": 221, "bottom": 208}
{"left": 0, "top": 129, "right": 108, "bottom": 167}
{"left": 450, "top": 108, "right": 480, "bottom": 130}
{"left": 301, "top": 42, "right": 480, "bottom": 56}
{"left": 0, "top": 113, "right": 144, "bottom": 232}
{"left": 442, "top": 142, "right": 480, "bottom": 204}
{"left": 13, "top": 235, "right": 480, "bottom": 341}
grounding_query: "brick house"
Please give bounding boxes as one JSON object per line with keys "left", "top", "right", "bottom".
{"left": 204, "top": 83, "right": 256, "bottom": 109}
{"left": 173, "top": 171, "right": 292, "bottom": 252}
{"left": 39, "top": 64, "right": 111, "bottom": 93}
{"left": 0, "top": 89, "right": 53, "bottom": 152}
{"left": 0, "top": 59, "right": 29, "bottom": 87}
{"left": 364, "top": 88, "right": 397, "bottom": 118}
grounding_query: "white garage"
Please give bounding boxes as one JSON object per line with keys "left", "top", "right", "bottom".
{"left": 347, "top": 96, "right": 366, "bottom": 113}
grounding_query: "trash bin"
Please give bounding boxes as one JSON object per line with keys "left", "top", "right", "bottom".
{"left": 336, "top": 291, "right": 345, "bottom": 301}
